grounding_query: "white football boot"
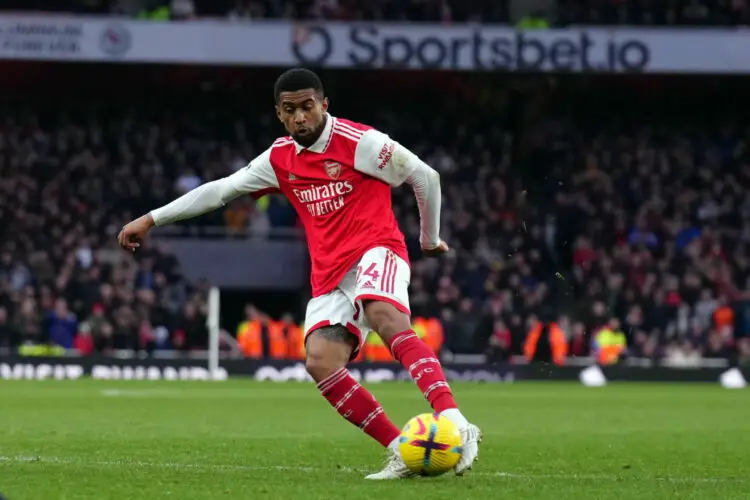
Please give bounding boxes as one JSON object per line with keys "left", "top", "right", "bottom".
{"left": 365, "top": 441, "right": 415, "bottom": 480}
{"left": 440, "top": 409, "right": 483, "bottom": 476}
{"left": 454, "top": 423, "right": 482, "bottom": 476}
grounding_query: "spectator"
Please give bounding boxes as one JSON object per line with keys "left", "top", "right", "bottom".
{"left": 663, "top": 339, "right": 702, "bottom": 368}
{"left": 738, "top": 338, "right": 750, "bottom": 366}
{"left": 486, "top": 319, "right": 511, "bottom": 362}
{"left": 449, "top": 298, "right": 480, "bottom": 354}
{"left": 173, "top": 302, "right": 208, "bottom": 351}
{"left": 74, "top": 323, "right": 95, "bottom": 355}
{"left": 46, "top": 299, "right": 78, "bottom": 349}
{"left": 171, "top": 0, "right": 196, "bottom": 19}
{"left": 175, "top": 168, "right": 202, "bottom": 195}
{"left": 569, "top": 322, "right": 587, "bottom": 357}
{"left": 0, "top": 306, "right": 15, "bottom": 348}
{"left": 12, "top": 299, "right": 43, "bottom": 346}
{"left": 224, "top": 199, "right": 251, "bottom": 237}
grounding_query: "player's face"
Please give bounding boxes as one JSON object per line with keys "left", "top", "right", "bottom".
{"left": 276, "top": 89, "right": 329, "bottom": 147}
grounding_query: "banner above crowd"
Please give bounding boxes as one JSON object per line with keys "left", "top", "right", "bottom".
{"left": 1, "top": 15, "right": 749, "bottom": 73}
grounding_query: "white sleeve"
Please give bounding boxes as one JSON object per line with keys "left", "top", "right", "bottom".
{"left": 405, "top": 160, "right": 442, "bottom": 248}
{"left": 150, "top": 148, "right": 279, "bottom": 226}
{"left": 354, "top": 129, "right": 441, "bottom": 248}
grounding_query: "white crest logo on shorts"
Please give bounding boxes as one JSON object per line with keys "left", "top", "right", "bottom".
{"left": 325, "top": 161, "right": 342, "bottom": 180}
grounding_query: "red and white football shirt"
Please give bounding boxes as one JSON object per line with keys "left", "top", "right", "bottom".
{"left": 249, "top": 114, "right": 413, "bottom": 297}
{"left": 150, "top": 112, "right": 441, "bottom": 301}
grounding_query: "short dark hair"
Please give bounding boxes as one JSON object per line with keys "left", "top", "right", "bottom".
{"left": 274, "top": 68, "right": 324, "bottom": 103}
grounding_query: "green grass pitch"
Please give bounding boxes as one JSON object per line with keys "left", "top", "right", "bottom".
{"left": 0, "top": 380, "right": 748, "bottom": 499}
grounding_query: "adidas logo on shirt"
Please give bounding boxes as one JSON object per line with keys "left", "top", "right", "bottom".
{"left": 289, "top": 173, "right": 297, "bottom": 181}
{"left": 361, "top": 281, "right": 375, "bottom": 289}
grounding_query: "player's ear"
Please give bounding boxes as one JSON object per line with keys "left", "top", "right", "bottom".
{"left": 321, "top": 97, "right": 329, "bottom": 113}
{"left": 275, "top": 105, "right": 283, "bottom": 122}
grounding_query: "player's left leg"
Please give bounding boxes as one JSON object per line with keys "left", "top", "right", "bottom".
{"left": 363, "top": 299, "right": 482, "bottom": 476}
{"left": 354, "top": 248, "right": 482, "bottom": 477}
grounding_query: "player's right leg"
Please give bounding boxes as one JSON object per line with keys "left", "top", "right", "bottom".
{"left": 304, "top": 289, "right": 415, "bottom": 479}
{"left": 306, "top": 326, "right": 413, "bottom": 478}
{"left": 305, "top": 324, "right": 402, "bottom": 448}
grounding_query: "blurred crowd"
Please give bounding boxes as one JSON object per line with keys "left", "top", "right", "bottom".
{"left": 472, "top": 106, "right": 750, "bottom": 368}
{"left": 2, "top": 0, "right": 507, "bottom": 22}
{"left": 387, "top": 79, "right": 750, "bottom": 368}
{"left": 0, "top": 69, "right": 749, "bottom": 370}
{"left": 558, "top": 0, "right": 750, "bottom": 26}
{"left": 4, "top": 0, "right": 750, "bottom": 25}
{"left": 0, "top": 96, "right": 229, "bottom": 355}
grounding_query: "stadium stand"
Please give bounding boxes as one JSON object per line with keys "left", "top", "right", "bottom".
{"left": 0, "top": 59, "right": 748, "bottom": 369}
{"left": 4, "top": 0, "right": 748, "bottom": 25}
{"left": 558, "top": 0, "right": 750, "bottom": 26}
{"left": 0, "top": 0, "right": 508, "bottom": 22}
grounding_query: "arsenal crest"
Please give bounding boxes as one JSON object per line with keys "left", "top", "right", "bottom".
{"left": 325, "top": 161, "right": 342, "bottom": 180}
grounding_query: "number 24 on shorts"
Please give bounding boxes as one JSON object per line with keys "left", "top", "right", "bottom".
{"left": 356, "top": 263, "right": 381, "bottom": 284}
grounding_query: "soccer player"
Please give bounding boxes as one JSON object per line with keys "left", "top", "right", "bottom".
{"left": 117, "top": 68, "right": 482, "bottom": 479}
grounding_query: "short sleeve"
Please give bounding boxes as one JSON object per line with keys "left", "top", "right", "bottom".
{"left": 353, "top": 129, "right": 418, "bottom": 187}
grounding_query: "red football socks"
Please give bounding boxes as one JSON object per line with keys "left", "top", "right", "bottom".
{"left": 388, "top": 330, "right": 458, "bottom": 413}
{"left": 317, "top": 368, "right": 401, "bottom": 447}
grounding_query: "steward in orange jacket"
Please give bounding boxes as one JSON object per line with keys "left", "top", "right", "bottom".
{"left": 238, "top": 319, "right": 290, "bottom": 359}
{"left": 237, "top": 318, "right": 262, "bottom": 358}
{"left": 524, "top": 319, "right": 568, "bottom": 365}
{"left": 236, "top": 305, "right": 289, "bottom": 359}
{"left": 365, "top": 332, "right": 391, "bottom": 362}
{"left": 413, "top": 317, "right": 444, "bottom": 355}
{"left": 269, "top": 314, "right": 303, "bottom": 360}
{"left": 365, "top": 318, "right": 445, "bottom": 362}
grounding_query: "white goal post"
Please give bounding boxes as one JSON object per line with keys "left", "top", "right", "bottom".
{"left": 207, "top": 286, "right": 221, "bottom": 380}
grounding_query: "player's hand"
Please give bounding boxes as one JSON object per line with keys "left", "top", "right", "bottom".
{"left": 117, "top": 214, "right": 155, "bottom": 252}
{"left": 422, "top": 240, "right": 450, "bottom": 257}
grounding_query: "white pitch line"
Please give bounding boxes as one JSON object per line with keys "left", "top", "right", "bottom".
{"left": 0, "top": 456, "right": 315, "bottom": 473}
{"left": 0, "top": 456, "right": 743, "bottom": 484}
{"left": 491, "top": 471, "right": 743, "bottom": 484}
{"left": 100, "top": 389, "right": 185, "bottom": 398}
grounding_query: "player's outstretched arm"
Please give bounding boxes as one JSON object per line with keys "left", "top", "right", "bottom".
{"left": 118, "top": 149, "right": 279, "bottom": 251}
{"left": 354, "top": 130, "right": 448, "bottom": 256}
